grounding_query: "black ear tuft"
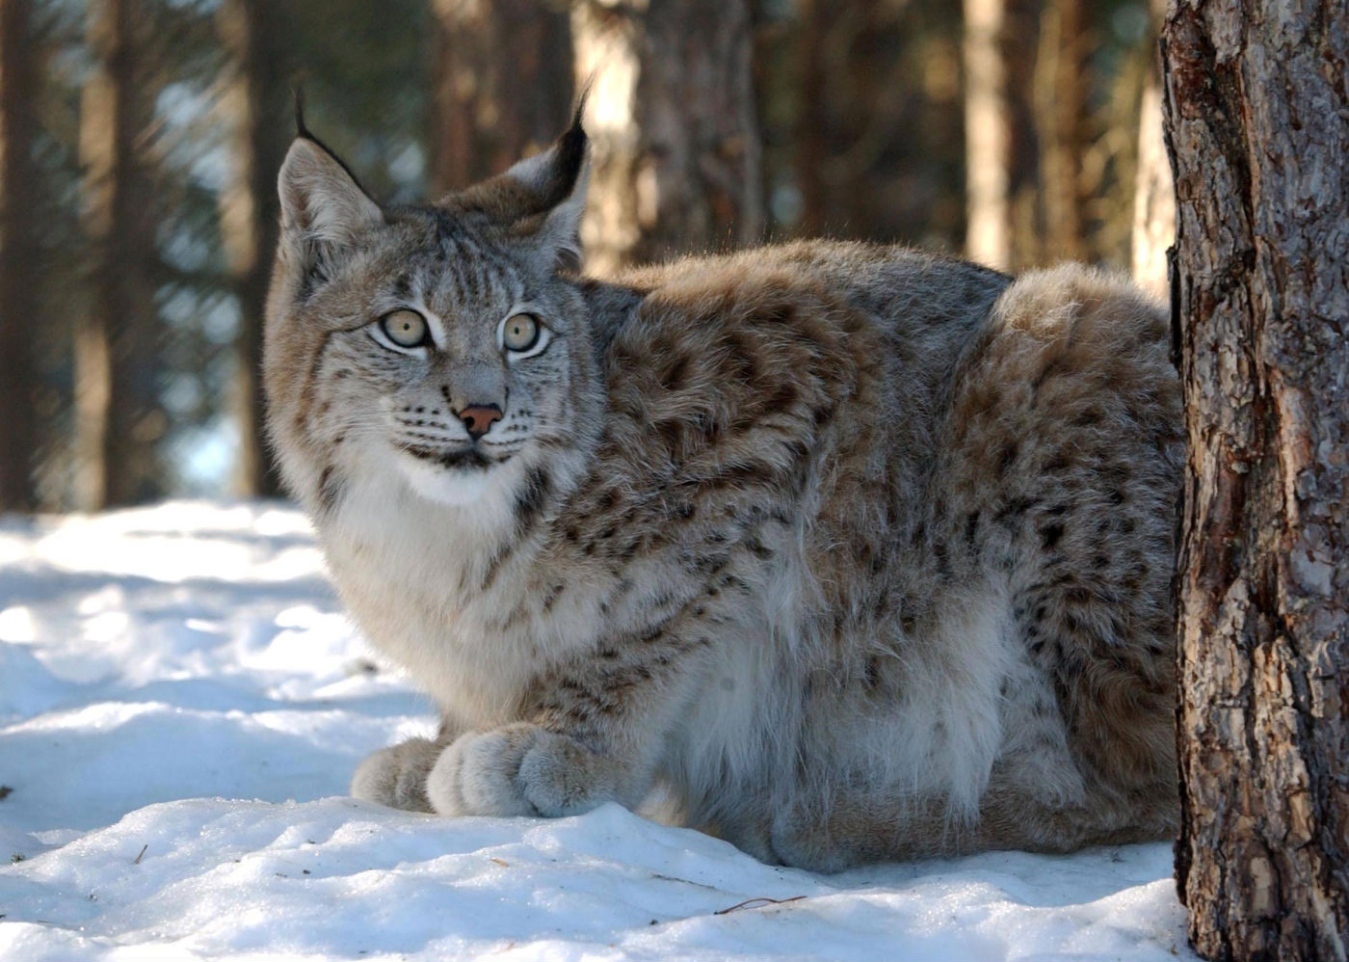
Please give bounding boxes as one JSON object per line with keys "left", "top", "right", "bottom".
{"left": 284, "top": 90, "right": 378, "bottom": 208}
{"left": 440, "top": 93, "right": 591, "bottom": 269}
{"left": 564, "top": 78, "right": 592, "bottom": 156}
{"left": 294, "top": 84, "right": 310, "bottom": 140}
{"left": 531, "top": 89, "right": 589, "bottom": 214}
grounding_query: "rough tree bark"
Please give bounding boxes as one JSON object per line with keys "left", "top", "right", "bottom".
{"left": 77, "top": 0, "right": 159, "bottom": 509}
{"left": 0, "top": 0, "right": 41, "bottom": 511}
{"left": 1164, "top": 1, "right": 1349, "bottom": 959}
{"left": 217, "top": 0, "right": 289, "bottom": 497}
{"left": 570, "top": 0, "right": 763, "bottom": 275}
{"left": 429, "top": 0, "right": 572, "bottom": 194}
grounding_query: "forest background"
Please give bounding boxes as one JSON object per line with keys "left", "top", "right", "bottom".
{"left": 0, "top": 0, "right": 1172, "bottom": 512}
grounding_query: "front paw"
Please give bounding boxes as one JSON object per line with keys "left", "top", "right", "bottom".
{"left": 426, "top": 723, "right": 617, "bottom": 818}
{"left": 351, "top": 737, "right": 443, "bottom": 812}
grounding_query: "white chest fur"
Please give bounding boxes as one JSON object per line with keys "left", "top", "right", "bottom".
{"left": 319, "top": 468, "right": 549, "bottom": 726}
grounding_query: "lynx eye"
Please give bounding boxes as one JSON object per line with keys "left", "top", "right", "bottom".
{"left": 502, "top": 313, "right": 541, "bottom": 353}
{"left": 379, "top": 309, "right": 428, "bottom": 349}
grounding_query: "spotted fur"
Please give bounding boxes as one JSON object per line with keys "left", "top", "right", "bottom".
{"left": 264, "top": 115, "right": 1182, "bottom": 871}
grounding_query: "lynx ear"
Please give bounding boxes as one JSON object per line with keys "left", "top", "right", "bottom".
{"left": 276, "top": 135, "right": 383, "bottom": 254}
{"left": 503, "top": 111, "right": 588, "bottom": 271}
{"left": 453, "top": 103, "right": 589, "bottom": 272}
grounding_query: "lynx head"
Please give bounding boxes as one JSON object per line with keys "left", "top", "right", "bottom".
{"left": 263, "top": 107, "right": 601, "bottom": 521}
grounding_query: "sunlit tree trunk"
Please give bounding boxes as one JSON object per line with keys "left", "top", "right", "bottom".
{"left": 571, "top": 0, "right": 763, "bottom": 275}
{"left": 1131, "top": 0, "right": 1172, "bottom": 299}
{"left": 962, "top": 0, "right": 1040, "bottom": 271}
{"left": 77, "top": 0, "right": 159, "bottom": 509}
{"left": 429, "top": 0, "right": 572, "bottom": 194}
{"left": 0, "top": 0, "right": 41, "bottom": 511}
{"left": 218, "top": 0, "right": 288, "bottom": 498}
{"left": 1165, "top": 0, "right": 1349, "bottom": 958}
{"left": 962, "top": 0, "right": 1009, "bottom": 269}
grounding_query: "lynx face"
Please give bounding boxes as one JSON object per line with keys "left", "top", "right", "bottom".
{"left": 311, "top": 230, "right": 582, "bottom": 508}
{"left": 264, "top": 120, "right": 598, "bottom": 514}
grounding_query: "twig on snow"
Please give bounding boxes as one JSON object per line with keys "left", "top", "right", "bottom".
{"left": 713, "top": 895, "right": 806, "bottom": 915}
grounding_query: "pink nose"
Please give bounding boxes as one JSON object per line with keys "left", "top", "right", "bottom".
{"left": 457, "top": 404, "right": 503, "bottom": 439}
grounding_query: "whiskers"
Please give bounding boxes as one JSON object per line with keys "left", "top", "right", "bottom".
{"left": 313, "top": 406, "right": 385, "bottom": 448}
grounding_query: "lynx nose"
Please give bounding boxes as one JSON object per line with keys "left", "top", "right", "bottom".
{"left": 456, "top": 404, "right": 503, "bottom": 440}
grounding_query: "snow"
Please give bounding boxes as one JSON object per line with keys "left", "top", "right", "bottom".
{"left": 0, "top": 502, "right": 1197, "bottom": 961}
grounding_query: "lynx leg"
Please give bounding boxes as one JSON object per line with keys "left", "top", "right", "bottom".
{"left": 425, "top": 619, "right": 710, "bottom": 818}
{"left": 767, "top": 771, "right": 1178, "bottom": 872}
{"left": 767, "top": 793, "right": 964, "bottom": 872}
{"left": 972, "top": 777, "right": 1179, "bottom": 853}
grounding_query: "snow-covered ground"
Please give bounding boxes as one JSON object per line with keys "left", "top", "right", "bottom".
{"left": 0, "top": 502, "right": 1197, "bottom": 961}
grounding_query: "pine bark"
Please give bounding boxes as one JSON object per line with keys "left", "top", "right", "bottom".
{"left": 570, "top": 0, "right": 763, "bottom": 275}
{"left": 218, "top": 0, "right": 288, "bottom": 497}
{"left": 0, "top": 0, "right": 41, "bottom": 511}
{"left": 77, "top": 0, "right": 159, "bottom": 509}
{"left": 1165, "top": 1, "right": 1349, "bottom": 959}
{"left": 429, "top": 0, "right": 572, "bottom": 194}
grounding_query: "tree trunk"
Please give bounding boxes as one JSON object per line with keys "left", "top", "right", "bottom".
{"left": 429, "top": 0, "right": 572, "bottom": 194}
{"left": 1033, "top": 0, "right": 1086, "bottom": 263}
{"left": 1165, "top": 1, "right": 1349, "bottom": 959}
{"left": 962, "top": 0, "right": 1041, "bottom": 271}
{"left": 1130, "top": 0, "right": 1172, "bottom": 299}
{"left": 77, "top": 0, "right": 159, "bottom": 509}
{"left": 794, "top": 0, "right": 825, "bottom": 239}
{"left": 571, "top": 0, "right": 763, "bottom": 275}
{"left": 1001, "top": 0, "right": 1042, "bottom": 270}
{"left": 961, "top": 0, "right": 1010, "bottom": 269}
{"left": 0, "top": 0, "right": 41, "bottom": 511}
{"left": 217, "top": 0, "right": 288, "bottom": 498}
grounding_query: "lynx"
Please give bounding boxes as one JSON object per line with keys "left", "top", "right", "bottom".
{"left": 263, "top": 108, "right": 1182, "bottom": 871}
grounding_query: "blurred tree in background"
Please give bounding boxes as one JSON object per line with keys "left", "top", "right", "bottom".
{"left": 573, "top": 0, "right": 761, "bottom": 275}
{"left": 429, "top": 0, "right": 572, "bottom": 194}
{"left": 0, "top": 0, "right": 42, "bottom": 511}
{"left": 75, "top": 0, "right": 160, "bottom": 510}
{"left": 1129, "top": 0, "right": 1171, "bottom": 299}
{"left": 216, "top": 0, "right": 290, "bottom": 498}
{"left": 0, "top": 0, "right": 1166, "bottom": 512}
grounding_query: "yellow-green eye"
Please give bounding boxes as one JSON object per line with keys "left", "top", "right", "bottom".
{"left": 502, "top": 313, "right": 541, "bottom": 353}
{"left": 380, "top": 309, "right": 428, "bottom": 348}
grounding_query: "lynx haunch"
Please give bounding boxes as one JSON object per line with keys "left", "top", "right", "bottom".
{"left": 263, "top": 108, "right": 1181, "bottom": 871}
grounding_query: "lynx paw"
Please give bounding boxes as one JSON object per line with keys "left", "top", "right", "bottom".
{"left": 350, "top": 737, "right": 443, "bottom": 812}
{"left": 426, "top": 723, "right": 617, "bottom": 818}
